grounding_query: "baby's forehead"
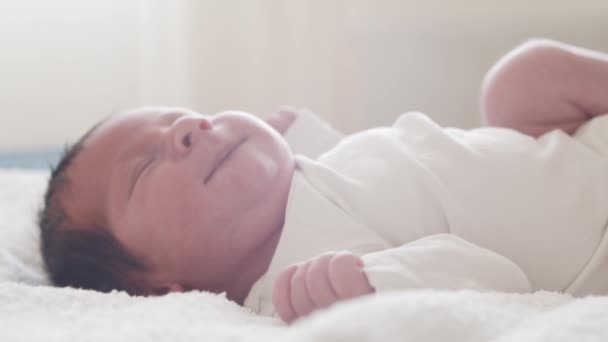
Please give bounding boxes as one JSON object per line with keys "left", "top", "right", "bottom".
{"left": 62, "top": 110, "right": 165, "bottom": 224}
{"left": 83, "top": 108, "right": 195, "bottom": 164}
{"left": 103, "top": 109, "right": 163, "bottom": 130}
{"left": 83, "top": 110, "right": 161, "bottom": 148}
{"left": 100, "top": 107, "right": 194, "bottom": 134}
{"left": 83, "top": 107, "right": 206, "bottom": 161}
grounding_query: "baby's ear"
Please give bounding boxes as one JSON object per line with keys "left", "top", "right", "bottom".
{"left": 265, "top": 107, "right": 298, "bottom": 135}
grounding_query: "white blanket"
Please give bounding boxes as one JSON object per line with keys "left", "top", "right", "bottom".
{"left": 2, "top": 168, "right": 608, "bottom": 341}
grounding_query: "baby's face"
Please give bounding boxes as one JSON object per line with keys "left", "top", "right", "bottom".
{"left": 64, "top": 107, "right": 294, "bottom": 295}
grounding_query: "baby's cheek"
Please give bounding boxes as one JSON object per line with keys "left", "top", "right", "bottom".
{"left": 218, "top": 144, "right": 279, "bottom": 201}
{"left": 240, "top": 149, "right": 278, "bottom": 190}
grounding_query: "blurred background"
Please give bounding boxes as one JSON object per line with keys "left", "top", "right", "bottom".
{"left": 1, "top": 0, "right": 607, "bottom": 167}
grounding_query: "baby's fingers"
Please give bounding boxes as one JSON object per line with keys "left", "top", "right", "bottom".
{"left": 328, "top": 253, "right": 374, "bottom": 300}
{"left": 289, "top": 263, "right": 316, "bottom": 319}
{"left": 272, "top": 265, "right": 298, "bottom": 323}
{"left": 305, "top": 253, "right": 339, "bottom": 308}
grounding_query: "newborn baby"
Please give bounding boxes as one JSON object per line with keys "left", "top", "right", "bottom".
{"left": 40, "top": 39, "right": 608, "bottom": 323}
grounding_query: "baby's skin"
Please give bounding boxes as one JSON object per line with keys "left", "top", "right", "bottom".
{"left": 60, "top": 105, "right": 373, "bottom": 322}
{"left": 59, "top": 39, "right": 608, "bottom": 323}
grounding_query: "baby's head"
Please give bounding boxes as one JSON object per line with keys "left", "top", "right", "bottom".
{"left": 39, "top": 107, "right": 295, "bottom": 301}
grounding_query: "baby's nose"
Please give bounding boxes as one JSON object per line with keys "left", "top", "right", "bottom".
{"left": 199, "top": 119, "right": 212, "bottom": 130}
{"left": 171, "top": 116, "right": 213, "bottom": 156}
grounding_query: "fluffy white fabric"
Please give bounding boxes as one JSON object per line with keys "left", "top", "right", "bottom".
{"left": 2, "top": 168, "right": 608, "bottom": 341}
{"left": 0, "top": 169, "right": 49, "bottom": 285}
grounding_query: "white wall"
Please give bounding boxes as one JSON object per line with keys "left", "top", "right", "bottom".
{"left": 189, "top": 0, "right": 608, "bottom": 132}
{"left": 1, "top": 0, "right": 608, "bottom": 150}
{"left": 339, "top": 0, "right": 608, "bottom": 130}
{"left": 0, "top": 0, "right": 192, "bottom": 151}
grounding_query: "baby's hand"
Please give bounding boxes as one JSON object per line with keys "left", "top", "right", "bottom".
{"left": 271, "top": 251, "right": 374, "bottom": 323}
{"left": 265, "top": 107, "right": 298, "bottom": 135}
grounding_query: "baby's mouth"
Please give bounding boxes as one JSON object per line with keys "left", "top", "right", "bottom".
{"left": 204, "top": 137, "right": 248, "bottom": 184}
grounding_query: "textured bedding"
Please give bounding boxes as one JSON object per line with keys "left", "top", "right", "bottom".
{"left": 2, "top": 168, "right": 608, "bottom": 341}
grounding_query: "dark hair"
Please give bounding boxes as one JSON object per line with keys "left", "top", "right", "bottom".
{"left": 38, "top": 119, "right": 148, "bottom": 294}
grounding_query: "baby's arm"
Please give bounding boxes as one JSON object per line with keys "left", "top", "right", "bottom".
{"left": 361, "top": 234, "right": 531, "bottom": 294}
{"left": 481, "top": 39, "right": 608, "bottom": 137}
{"left": 272, "top": 234, "right": 530, "bottom": 323}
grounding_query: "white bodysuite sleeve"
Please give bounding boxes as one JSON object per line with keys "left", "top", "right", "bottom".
{"left": 362, "top": 234, "right": 532, "bottom": 293}
{"left": 282, "top": 109, "right": 343, "bottom": 159}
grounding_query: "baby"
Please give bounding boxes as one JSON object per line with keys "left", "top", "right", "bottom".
{"left": 39, "top": 39, "right": 608, "bottom": 323}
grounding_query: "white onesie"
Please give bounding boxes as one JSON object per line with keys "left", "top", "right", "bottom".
{"left": 244, "top": 110, "right": 608, "bottom": 316}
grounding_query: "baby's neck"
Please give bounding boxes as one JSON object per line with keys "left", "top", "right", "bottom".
{"left": 223, "top": 217, "right": 285, "bottom": 305}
